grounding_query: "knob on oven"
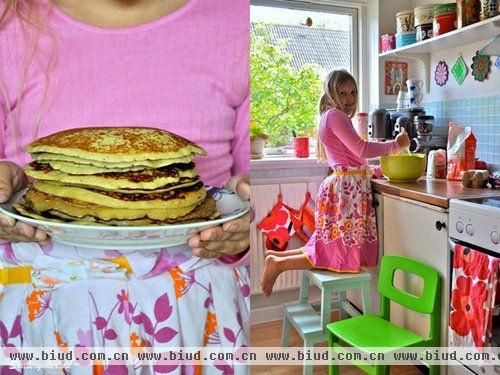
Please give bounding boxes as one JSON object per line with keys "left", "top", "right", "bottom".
{"left": 456, "top": 221, "right": 464, "bottom": 233}
{"left": 466, "top": 224, "right": 474, "bottom": 236}
{"left": 492, "top": 231, "right": 499, "bottom": 245}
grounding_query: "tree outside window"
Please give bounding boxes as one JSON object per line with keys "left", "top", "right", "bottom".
{"left": 250, "top": 23, "right": 323, "bottom": 148}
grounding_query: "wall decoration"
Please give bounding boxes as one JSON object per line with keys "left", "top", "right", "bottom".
{"left": 495, "top": 56, "right": 500, "bottom": 70}
{"left": 384, "top": 61, "right": 408, "bottom": 95}
{"left": 451, "top": 54, "right": 468, "bottom": 85}
{"left": 434, "top": 60, "right": 449, "bottom": 86}
{"left": 471, "top": 50, "right": 491, "bottom": 81}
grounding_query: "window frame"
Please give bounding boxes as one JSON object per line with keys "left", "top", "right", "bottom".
{"left": 250, "top": 0, "right": 360, "bottom": 96}
{"left": 250, "top": 0, "right": 367, "bottom": 159}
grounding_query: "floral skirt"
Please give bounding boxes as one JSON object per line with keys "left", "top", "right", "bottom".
{"left": 0, "top": 242, "right": 249, "bottom": 374}
{"left": 302, "top": 166, "right": 379, "bottom": 273}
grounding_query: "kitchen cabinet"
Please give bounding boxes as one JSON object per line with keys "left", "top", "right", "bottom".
{"left": 347, "top": 192, "right": 384, "bottom": 314}
{"left": 382, "top": 193, "right": 449, "bottom": 346}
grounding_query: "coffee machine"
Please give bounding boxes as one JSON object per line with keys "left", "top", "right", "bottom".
{"left": 367, "top": 108, "right": 392, "bottom": 141}
{"left": 389, "top": 107, "right": 426, "bottom": 150}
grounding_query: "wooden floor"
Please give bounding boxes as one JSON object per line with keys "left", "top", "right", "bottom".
{"left": 251, "top": 319, "right": 422, "bottom": 375}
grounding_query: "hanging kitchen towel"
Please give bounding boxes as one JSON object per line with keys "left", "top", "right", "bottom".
{"left": 296, "top": 191, "right": 316, "bottom": 243}
{"left": 257, "top": 194, "right": 302, "bottom": 251}
{"left": 449, "top": 243, "right": 500, "bottom": 351}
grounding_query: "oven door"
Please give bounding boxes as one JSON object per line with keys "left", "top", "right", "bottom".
{"left": 448, "top": 237, "right": 500, "bottom": 375}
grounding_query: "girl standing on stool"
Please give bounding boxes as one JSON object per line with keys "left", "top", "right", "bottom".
{"left": 260, "top": 70, "right": 409, "bottom": 297}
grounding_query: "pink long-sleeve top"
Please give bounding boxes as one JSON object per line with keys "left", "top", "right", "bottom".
{"left": 320, "top": 108, "right": 399, "bottom": 167}
{"left": 0, "top": 0, "right": 249, "bottom": 187}
{"left": 0, "top": 0, "right": 249, "bottom": 266}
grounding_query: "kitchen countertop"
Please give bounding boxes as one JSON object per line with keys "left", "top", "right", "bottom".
{"left": 372, "top": 178, "right": 499, "bottom": 208}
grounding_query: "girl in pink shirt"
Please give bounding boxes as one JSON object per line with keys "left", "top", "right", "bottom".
{"left": 260, "top": 70, "right": 409, "bottom": 297}
{"left": 0, "top": 1, "right": 249, "bottom": 373}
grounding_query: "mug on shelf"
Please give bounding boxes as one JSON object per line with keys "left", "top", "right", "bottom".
{"left": 406, "top": 79, "right": 423, "bottom": 108}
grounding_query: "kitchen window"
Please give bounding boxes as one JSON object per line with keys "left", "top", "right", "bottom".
{"left": 250, "top": 0, "right": 359, "bottom": 155}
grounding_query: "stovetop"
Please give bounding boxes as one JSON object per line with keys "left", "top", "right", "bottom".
{"left": 449, "top": 196, "right": 500, "bottom": 252}
{"left": 459, "top": 196, "right": 500, "bottom": 209}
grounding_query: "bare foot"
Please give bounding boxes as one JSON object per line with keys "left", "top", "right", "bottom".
{"left": 260, "top": 255, "right": 282, "bottom": 297}
{"left": 264, "top": 249, "right": 303, "bottom": 258}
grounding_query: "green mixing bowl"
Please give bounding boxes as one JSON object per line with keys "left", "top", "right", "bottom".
{"left": 380, "top": 153, "right": 426, "bottom": 182}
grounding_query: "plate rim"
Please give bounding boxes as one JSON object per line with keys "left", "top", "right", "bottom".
{"left": 0, "top": 186, "right": 249, "bottom": 231}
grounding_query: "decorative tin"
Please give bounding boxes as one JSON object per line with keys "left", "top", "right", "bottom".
{"left": 414, "top": 4, "right": 436, "bottom": 26}
{"left": 480, "top": 0, "right": 499, "bottom": 20}
{"left": 433, "top": 12, "right": 457, "bottom": 36}
{"left": 416, "top": 23, "right": 433, "bottom": 41}
{"left": 396, "top": 32, "right": 417, "bottom": 48}
{"left": 435, "top": 61, "right": 449, "bottom": 86}
{"left": 451, "top": 54, "right": 468, "bottom": 85}
{"left": 433, "top": 3, "right": 457, "bottom": 16}
{"left": 471, "top": 50, "right": 491, "bottom": 81}
{"left": 381, "top": 34, "right": 396, "bottom": 52}
{"left": 396, "top": 9, "right": 415, "bottom": 33}
{"left": 457, "top": 0, "right": 480, "bottom": 28}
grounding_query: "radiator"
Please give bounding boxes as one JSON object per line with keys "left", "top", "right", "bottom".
{"left": 250, "top": 182, "right": 319, "bottom": 294}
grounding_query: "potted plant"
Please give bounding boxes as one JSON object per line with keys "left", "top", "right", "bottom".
{"left": 250, "top": 121, "right": 268, "bottom": 159}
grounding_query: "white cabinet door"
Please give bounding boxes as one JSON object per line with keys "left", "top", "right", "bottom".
{"left": 383, "top": 194, "right": 449, "bottom": 346}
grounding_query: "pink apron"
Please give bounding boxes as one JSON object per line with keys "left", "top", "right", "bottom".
{"left": 302, "top": 166, "right": 379, "bottom": 272}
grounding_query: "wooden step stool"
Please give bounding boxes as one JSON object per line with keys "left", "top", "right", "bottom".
{"left": 282, "top": 269, "right": 373, "bottom": 375}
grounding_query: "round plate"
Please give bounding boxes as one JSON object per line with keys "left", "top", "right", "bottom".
{"left": 0, "top": 186, "right": 249, "bottom": 251}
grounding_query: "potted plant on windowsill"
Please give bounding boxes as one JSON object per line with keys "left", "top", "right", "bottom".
{"left": 250, "top": 121, "right": 269, "bottom": 159}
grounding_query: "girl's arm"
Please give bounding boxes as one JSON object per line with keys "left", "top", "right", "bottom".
{"left": 328, "top": 109, "right": 400, "bottom": 158}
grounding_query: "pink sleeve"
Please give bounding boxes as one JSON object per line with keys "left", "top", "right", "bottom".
{"left": 230, "top": 94, "right": 250, "bottom": 176}
{"left": 0, "top": 95, "right": 5, "bottom": 158}
{"left": 216, "top": 248, "right": 249, "bottom": 267}
{"left": 327, "top": 110, "right": 399, "bottom": 158}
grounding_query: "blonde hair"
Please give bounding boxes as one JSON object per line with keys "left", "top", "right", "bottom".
{"left": 0, "top": 0, "right": 55, "bottom": 155}
{"left": 317, "top": 69, "right": 358, "bottom": 162}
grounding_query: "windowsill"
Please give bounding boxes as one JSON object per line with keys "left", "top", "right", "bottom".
{"left": 251, "top": 154, "right": 324, "bottom": 170}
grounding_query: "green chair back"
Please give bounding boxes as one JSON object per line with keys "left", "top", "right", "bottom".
{"left": 378, "top": 255, "right": 441, "bottom": 314}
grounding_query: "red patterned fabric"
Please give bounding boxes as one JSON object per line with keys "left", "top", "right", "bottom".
{"left": 257, "top": 195, "right": 302, "bottom": 251}
{"left": 449, "top": 244, "right": 499, "bottom": 350}
{"left": 296, "top": 191, "right": 316, "bottom": 243}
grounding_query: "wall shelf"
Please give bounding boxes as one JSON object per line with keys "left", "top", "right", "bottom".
{"left": 379, "top": 15, "right": 500, "bottom": 93}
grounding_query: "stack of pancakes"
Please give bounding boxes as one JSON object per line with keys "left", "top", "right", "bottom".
{"left": 14, "top": 127, "right": 218, "bottom": 226}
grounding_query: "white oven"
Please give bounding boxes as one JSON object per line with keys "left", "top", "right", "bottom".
{"left": 448, "top": 196, "right": 500, "bottom": 375}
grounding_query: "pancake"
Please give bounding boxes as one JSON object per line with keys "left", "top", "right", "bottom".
{"left": 33, "top": 153, "right": 194, "bottom": 169}
{"left": 14, "top": 193, "right": 218, "bottom": 226}
{"left": 18, "top": 188, "right": 206, "bottom": 221}
{"left": 26, "top": 127, "right": 206, "bottom": 162}
{"left": 17, "top": 127, "right": 218, "bottom": 226}
{"left": 25, "top": 162, "right": 198, "bottom": 190}
{"left": 32, "top": 180, "right": 207, "bottom": 209}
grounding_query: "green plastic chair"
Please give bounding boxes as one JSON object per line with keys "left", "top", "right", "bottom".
{"left": 326, "top": 255, "right": 441, "bottom": 375}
